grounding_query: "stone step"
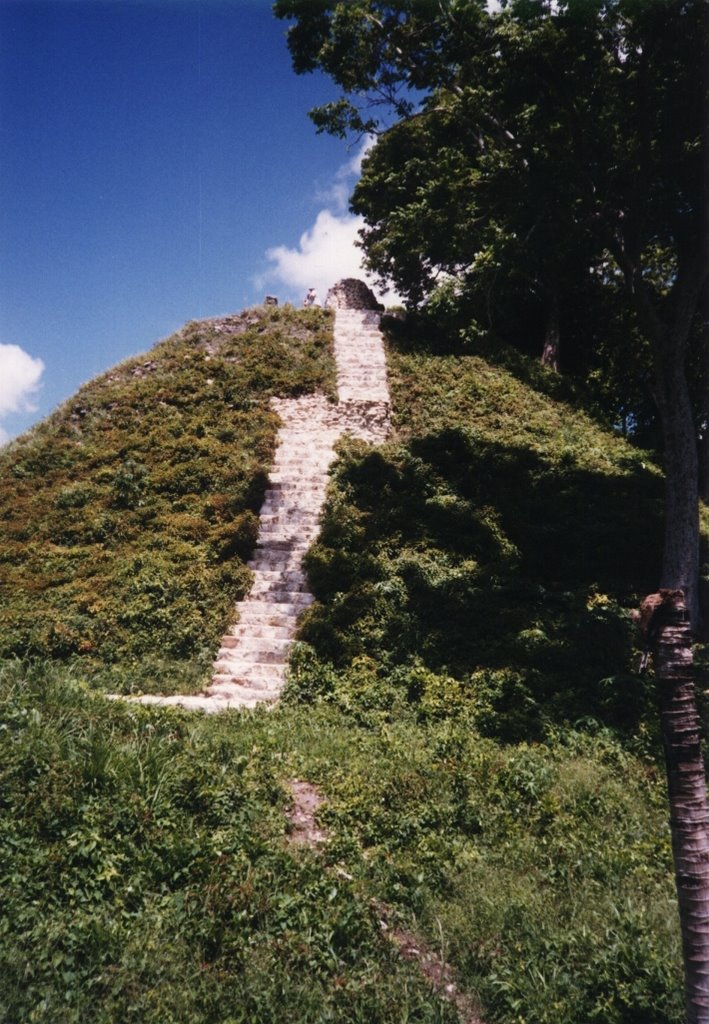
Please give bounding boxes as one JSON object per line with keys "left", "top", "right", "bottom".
{"left": 250, "top": 580, "right": 309, "bottom": 597}
{"left": 211, "top": 660, "right": 286, "bottom": 680}
{"left": 269, "top": 460, "right": 333, "bottom": 470}
{"left": 269, "top": 461, "right": 332, "bottom": 470}
{"left": 339, "top": 391, "right": 391, "bottom": 403}
{"left": 239, "top": 598, "right": 314, "bottom": 617}
{"left": 215, "top": 646, "right": 290, "bottom": 665}
{"left": 219, "top": 631, "right": 293, "bottom": 651}
{"left": 338, "top": 357, "right": 385, "bottom": 363}
{"left": 223, "top": 624, "right": 294, "bottom": 642}
{"left": 248, "top": 558, "right": 308, "bottom": 572}
{"left": 205, "top": 686, "right": 281, "bottom": 705}
{"left": 248, "top": 565, "right": 309, "bottom": 581}
{"left": 233, "top": 609, "right": 300, "bottom": 628}
{"left": 258, "top": 510, "right": 320, "bottom": 522}
{"left": 255, "top": 532, "right": 314, "bottom": 543}
{"left": 261, "top": 494, "right": 310, "bottom": 506}
{"left": 255, "top": 526, "right": 320, "bottom": 539}
{"left": 248, "top": 589, "right": 314, "bottom": 606}
{"left": 211, "top": 662, "right": 285, "bottom": 684}
{"left": 258, "top": 501, "right": 322, "bottom": 514}
{"left": 259, "top": 509, "right": 320, "bottom": 521}
{"left": 266, "top": 475, "right": 329, "bottom": 483}
{"left": 260, "top": 496, "right": 326, "bottom": 508}
{"left": 270, "top": 454, "right": 333, "bottom": 461}
{"left": 251, "top": 571, "right": 308, "bottom": 587}
{"left": 254, "top": 536, "right": 318, "bottom": 549}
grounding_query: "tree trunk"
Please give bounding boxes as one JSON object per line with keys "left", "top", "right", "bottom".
{"left": 651, "top": 591, "right": 709, "bottom": 1023}
{"left": 540, "top": 290, "right": 560, "bottom": 371}
{"left": 655, "top": 357, "right": 701, "bottom": 630}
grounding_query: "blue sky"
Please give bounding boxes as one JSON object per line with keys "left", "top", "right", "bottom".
{"left": 0, "top": 0, "right": 378, "bottom": 442}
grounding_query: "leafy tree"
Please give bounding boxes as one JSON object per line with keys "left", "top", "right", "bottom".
{"left": 276, "top": 0, "right": 706, "bottom": 624}
{"left": 275, "top": 0, "right": 709, "bottom": 1017}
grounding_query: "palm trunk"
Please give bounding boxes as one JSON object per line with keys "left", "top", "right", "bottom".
{"left": 651, "top": 591, "right": 709, "bottom": 1023}
{"left": 655, "top": 358, "right": 701, "bottom": 631}
{"left": 540, "top": 290, "right": 560, "bottom": 371}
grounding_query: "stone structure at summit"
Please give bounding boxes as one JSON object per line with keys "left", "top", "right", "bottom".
{"left": 132, "top": 279, "right": 390, "bottom": 712}
{"left": 324, "top": 277, "right": 384, "bottom": 311}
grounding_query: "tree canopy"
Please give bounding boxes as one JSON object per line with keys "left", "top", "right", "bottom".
{"left": 276, "top": 3, "right": 709, "bottom": 1013}
{"left": 275, "top": 0, "right": 707, "bottom": 621}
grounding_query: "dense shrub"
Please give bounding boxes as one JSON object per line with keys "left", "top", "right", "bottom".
{"left": 0, "top": 661, "right": 459, "bottom": 1024}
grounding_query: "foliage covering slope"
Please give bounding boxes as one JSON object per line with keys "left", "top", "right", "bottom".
{"left": 0, "top": 306, "right": 335, "bottom": 692}
{"left": 0, "top": 311, "right": 690, "bottom": 1024}
{"left": 299, "top": 323, "right": 665, "bottom": 742}
{"left": 0, "top": 662, "right": 460, "bottom": 1024}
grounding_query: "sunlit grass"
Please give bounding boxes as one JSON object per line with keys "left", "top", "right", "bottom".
{"left": 0, "top": 306, "right": 335, "bottom": 687}
{"left": 0, "top": 309, "right": 691, "bottom": 1023}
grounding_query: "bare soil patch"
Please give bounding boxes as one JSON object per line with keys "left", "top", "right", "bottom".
{"left": 283, "top": 779, "right": 484, "bottom": 1022}
{"left": 285, "top": 778, "right": 329, "bottom": 847}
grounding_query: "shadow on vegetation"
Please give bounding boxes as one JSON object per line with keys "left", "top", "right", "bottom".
{"left": 300, "top": 427, "right": 664, "bottom": 742}
{"left": 382, "top": 310, "right": 660, "bottom": 450}
{"left": 382, "top": 311, "right": 581, "bottom": 407}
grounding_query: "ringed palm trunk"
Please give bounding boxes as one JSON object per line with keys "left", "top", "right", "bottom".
{"left": 540, "top": 290, "right": 560, "bottom": 372}
{"left": 656, "top": 357, "right": 701, "bottom": 630}
{"left": 652, "top": 592, "right": 709, "bottom": 1023}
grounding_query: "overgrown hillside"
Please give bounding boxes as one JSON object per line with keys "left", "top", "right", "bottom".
{"left": 0, "top": 311, "right": 693, "bottom": 1024}
{"left": 0, "top": 305, "right": 335, "bottom": 693}
{"left": 299, "top": 324, "right": 667, "bottom": 741}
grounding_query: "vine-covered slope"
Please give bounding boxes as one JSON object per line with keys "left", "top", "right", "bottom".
{"left": 0, "top": 305, "right": 335, "bottom": 692}
{"left": 299, "top": 323, "right": 666, "bottom": 741}
{"left": 0, "top": 311, "right": 694, "bottom": 1024}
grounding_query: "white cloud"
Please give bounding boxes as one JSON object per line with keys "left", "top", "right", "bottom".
{"left": 320, "top": 136, "right": 376, "bottom": 213}
{"left": 0, "top": 343, "right": 45, "bottom": 419}
{"left": 258, "top": 136, "right": 396, "bottom": 306}
{"left": 263, "top": 208, "right": 370, "bottom": 304}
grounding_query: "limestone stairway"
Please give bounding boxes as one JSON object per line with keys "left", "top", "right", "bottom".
{"left": 335, "top": 309, "right": 391, "bottom": 404}
{"left": 206, "top": 395, "right": 342, "bottom": 709}
{"left": 132, "top": 302, "right": 390, "bottom": 712}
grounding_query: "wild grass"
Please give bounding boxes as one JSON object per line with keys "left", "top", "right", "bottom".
{"left": 0, "top": 308, "right": 692, "bottom": 1022}
{"left": 0, "top": 660, "right": 462, "bottom": 1024}
{"left": 0, "top": 306, "right": 335, "bottom": 690}
{"left": 0, "top": 658, "right": 682, "bottom": 1023}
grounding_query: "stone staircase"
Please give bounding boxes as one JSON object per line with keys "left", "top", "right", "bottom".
{"left": 335, "top": 309, "right": 391, "bottom": 404}
{"left": 132, "top": 297, "right": 390, "bottom": 712}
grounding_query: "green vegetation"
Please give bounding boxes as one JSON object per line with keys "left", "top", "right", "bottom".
{"left": 286, "top": 323, "right": 686, "bottom": 1020}
{"left": 278, "top": 2, "right": 708, "bottom": 1012}
{"left": 0, "top": 310, "right": 696, "bottom": 1022}
{"left": 0, "top": 661, "right": 458, "bottom": 1024}
{"left": 300, "top": 328, "right": 664, "bottom": 743}
{"left": 0, "top": 305, "right": 335, "bottom": 692}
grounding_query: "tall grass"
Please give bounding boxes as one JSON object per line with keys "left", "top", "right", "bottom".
{"left": 0, "top": 660, "right": 460, "bottom": 1024}
{"left": 0, "top": 309, "right": 692, "bottom": 1022}
{"left": 0, "top": 306, "right": 335, "bottom": 690}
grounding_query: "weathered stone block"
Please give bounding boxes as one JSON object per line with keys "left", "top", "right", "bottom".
{"left": 324, "top": 278, "right": 383, "bottom": 310}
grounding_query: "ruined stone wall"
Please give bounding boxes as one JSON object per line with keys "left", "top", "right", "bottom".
{"left": 324, "top": 278, "right": 383, "bottom": 311}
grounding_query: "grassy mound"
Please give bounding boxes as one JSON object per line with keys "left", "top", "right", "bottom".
{"left": 0, "top": 311, "right": 693, "bottom": 1023}
{"left": 0, "top": 305, "right": 335, "bottom": 693}
{"left": 299, "top": 326, "right": 665, "bottom": 742}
